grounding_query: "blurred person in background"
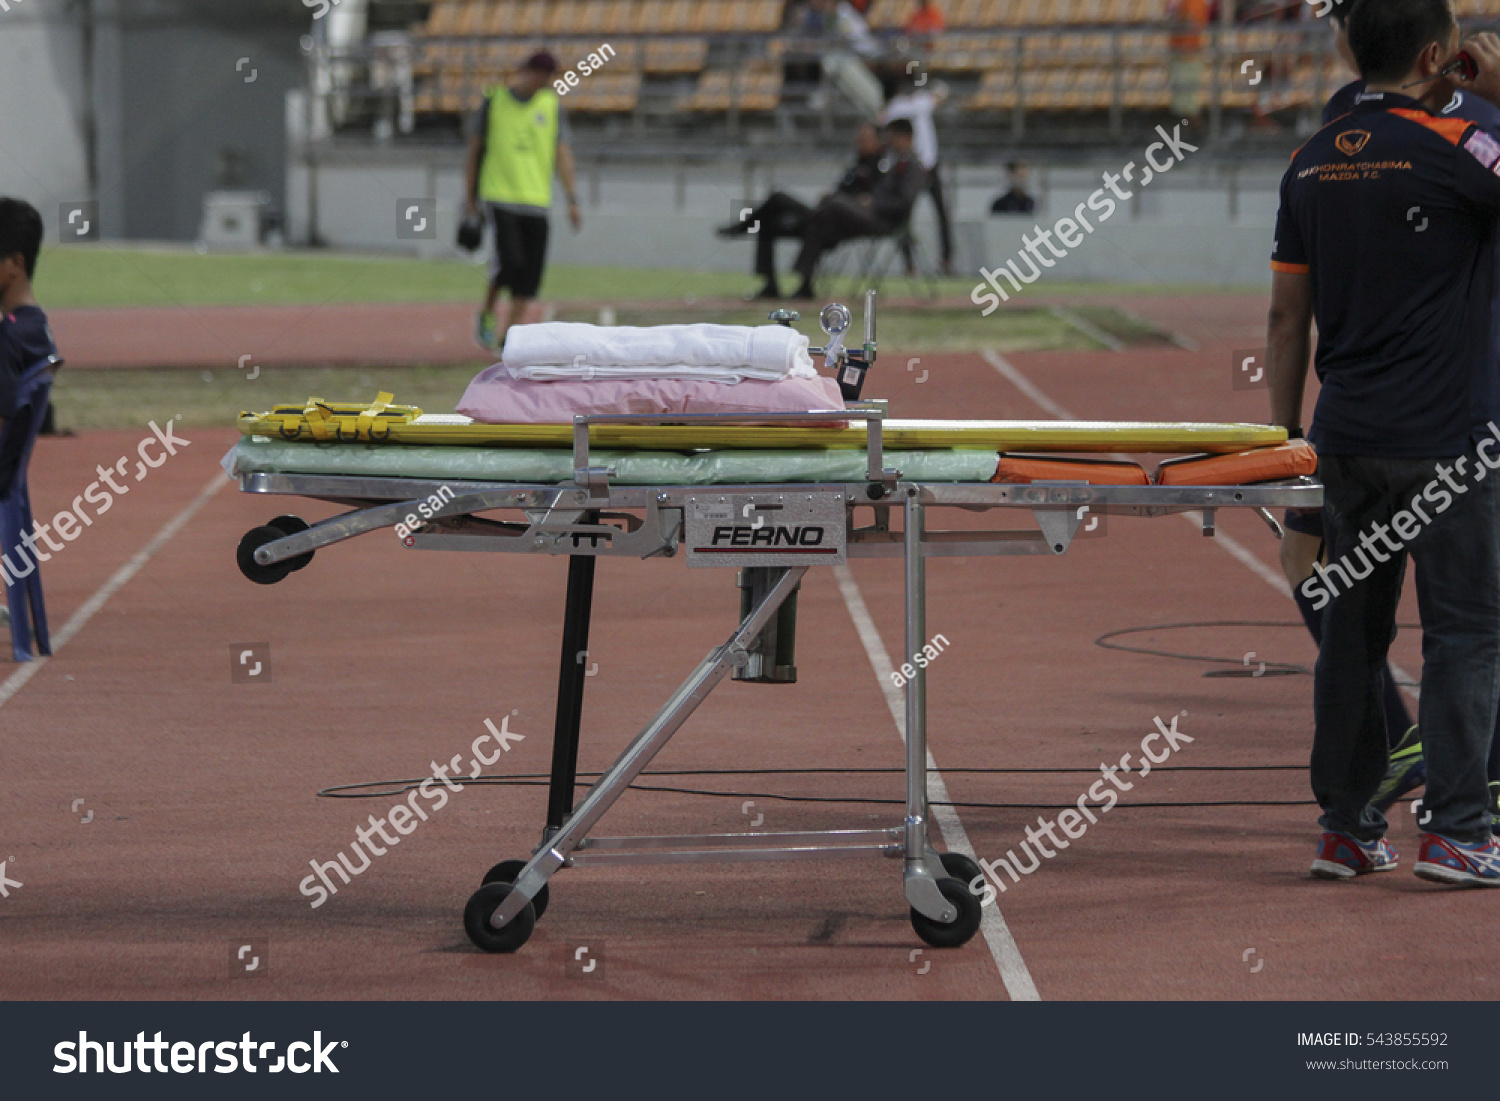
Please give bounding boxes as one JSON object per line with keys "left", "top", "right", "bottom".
{"left": 990, "top": 162, "right": 1036, "bottom": 214}
{"left": 465, "top": 50, "right": 582, "bottom": 353}
{"left": 719, "top": 122, "right": 888, "bottom": 299}
{"left": 790, "top": 118, "right": 926, "bottom": 299}
{"left": 905, "top": 0, "right": 946, "bottom": 40}
{"left": 882, "top": 76, "right": 953, "bottom": 273}
{"left": 1168, "top": 0, "right": 1210, "bottom": 122}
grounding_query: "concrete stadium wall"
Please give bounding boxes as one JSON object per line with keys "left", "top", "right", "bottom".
{"left": 1, "top": 0, "right": 310, "bottom": 244}
{"left": 0, "top": 0, "right": 91, "bottom": 219}
{"left": 287, "top": 152, "right": 1280, "bottom": 287}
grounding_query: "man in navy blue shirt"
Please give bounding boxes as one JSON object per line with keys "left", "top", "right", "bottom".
{"left": 1267, "top": 0, "right": 1500, "bottom": 884}
{"left": 1292, "top": 0, "right": 1500, "bottom": 837}
{"left": 0, "top": 198, "right": 56, "bottom": 496}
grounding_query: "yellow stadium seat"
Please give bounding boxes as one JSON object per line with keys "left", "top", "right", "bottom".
{"left": 419, "top": 1, "right": 464, "bottom": 36}
{"left": 751, "top": 0, "right": 788, "bottom": 31}
{"left": 457, "top": 1, "right": 495, "bottom": 35}
{"left": 632, "top": 0, "right": 667, "bottom": 32}
{"left": 966, "top": 68, "right": 1018, "bottom": 110}
{"left": 484, "top": 0, "right": 518, "bottom": 34}
{"left": 869, "top": 0, "right": 916, "bottom": 28}
{"left": 512, "top": 0, "right": 549, "bottom": 34}
{"left": 949, "top": 0, "right": 986, "bottom": 26}
{"left": 679, "top": 67, "right": 783, "bottom": 111}
{"left": 642, "top": 37, "right": 708, "bottom": 71}
{"left": 659, "top": 0, "right": 694, "bottom": 32}
{"left": 564, "top": 70, "right": 642, "bottom": 110}
{"left": 971, "top": 0, "right": 1005, "bottom": 27}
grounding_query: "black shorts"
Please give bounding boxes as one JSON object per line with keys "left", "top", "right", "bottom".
{"left": 486, "top": 206, "right": 550, "bottom": 298}
{"left": 1283, "top": 507, "right": 1324, "bottom": 538}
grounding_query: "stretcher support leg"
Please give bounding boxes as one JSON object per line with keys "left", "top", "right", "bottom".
{"left": 545, "top": 555, "right": 596, "bottom": 838}
{"left": 486, "top": 567, "right": 810, "bottom": 934}
{"left": 903, "top": 491, "right": 957, "bottom": 924}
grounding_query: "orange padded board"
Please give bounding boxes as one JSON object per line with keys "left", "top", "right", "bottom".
{"left": 1154, "top": 440, "right": 1317, "bottom": 486}
{"left": 992, "top": 455, "right": 1151, "bottom": 485}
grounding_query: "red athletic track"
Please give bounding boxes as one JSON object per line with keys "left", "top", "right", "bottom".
{"left": 2, "top": 292, "right": 1491, "bottom": 1003}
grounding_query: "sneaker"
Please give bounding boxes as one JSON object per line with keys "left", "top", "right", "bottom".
{"left": 1370, "top": 724, "right": 1424, "bottom": 813}
{"left": 1414, "top": 832, "right": 1500, "bottom": 887}
{"left": 1311, "top": 831, "right": 1399, "bottom": 880}
{"left": 1489, "top": 782, "right": 1500, "bottom": 838}
{"left": 474, "top": 310, "right": 498, "bottom": 353}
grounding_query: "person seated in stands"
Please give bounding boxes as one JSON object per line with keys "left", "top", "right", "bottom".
{"left": 719, "top": 122, "right": 888, "bottom": 300}
{"left": 788, "top": 117, "right": 926, "bottom": 301}
{"left": 990, "top": 162, "right": 1036, "bottom": 214}
{"left": 905, "top": 0, "right": 945, "bottom": 40}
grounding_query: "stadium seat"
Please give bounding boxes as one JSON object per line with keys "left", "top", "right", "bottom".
{"left": 868, "top": 0, "right": 915, "bottom": 28}
{"left": 564, "top": 70, "right": 643, "bottom": 110}
{"left": 929, "top": 33, "right": 1015, "bottom": 71}
{"left": 658, "top": 0, "right": 694, "bottom": 32}
{"left": 643, "top": 37, "right": 709, "bottom": 72}
{"left": 483, "top": 0, "right": 516, "bottom": 34}
{"left": 597, "top": 0, "right": 638, "bottom": 34}
{"left": 418, "top": 1, "right": 465, "bottom": 37}
{"left": 632, "top": 0, "right": 667, "bottom": 33}
{"left": 1121, "top": 65, "right": 1169, "bottom": 108}
{"left": 513, "top": 0, "right": 550, "bottom": 35}
{"left": 679, "top": 66, "right": 782, "bottom": 111}
{"left": 947, "top": 0, "right": 986, "bottom": 26}
{"left": 454, "top": 1, "right": 493, "bottom": 36}
{"left": 966, "top": 68, "right": 1019, "bottom": 110}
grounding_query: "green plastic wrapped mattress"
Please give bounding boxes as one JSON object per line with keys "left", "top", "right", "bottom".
{"left": 223, "top": 438, "right": 1001, "bottom": 485}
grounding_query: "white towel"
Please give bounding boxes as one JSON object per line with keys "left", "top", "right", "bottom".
{"left": 501, "top": 322, "right": 816, "bottom": 383}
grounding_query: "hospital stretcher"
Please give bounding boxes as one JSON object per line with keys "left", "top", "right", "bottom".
{"left": 230, "top": 297, "right": 1320, "bottom": 953}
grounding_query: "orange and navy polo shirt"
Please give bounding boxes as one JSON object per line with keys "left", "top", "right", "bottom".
{"left": 1273, "top": 90, "right": 1500, "bottom": 457}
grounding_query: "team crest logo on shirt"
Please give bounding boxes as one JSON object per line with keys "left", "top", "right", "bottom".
{"left": 1335, "top": 129, "right": 1371, "bottom": 157}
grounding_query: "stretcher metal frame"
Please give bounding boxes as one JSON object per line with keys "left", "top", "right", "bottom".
{"left": 235, "top": 401, "right": 1321, "bottom": 952}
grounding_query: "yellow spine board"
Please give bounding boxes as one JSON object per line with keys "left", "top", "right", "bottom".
{"left": 238, "top": 398, "right": 1287, "bottom": 454}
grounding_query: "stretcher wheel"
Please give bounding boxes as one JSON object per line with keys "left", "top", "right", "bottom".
{"left": 481, "top": 859, "right": 549, "bottom": 920}
{"left": 463, "top": 882, "right": 535, "bottom": 953}
{"left": 237, "top": 526, "right": 293, "bottom": 586}
{"left": 267, "top": 515, "right": 314, "bottom": 571}
{"left": 910, "top": 877, "right": 982, "bottom": 950}
{"left": 939, "top": 852, "right": 985, "bottom": 895}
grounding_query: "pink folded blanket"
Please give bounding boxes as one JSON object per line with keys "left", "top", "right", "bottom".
{"left": 457, "top": 368, "right": 847, "bottom": 425}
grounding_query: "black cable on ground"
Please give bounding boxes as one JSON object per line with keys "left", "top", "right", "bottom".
{"left": 1093, "top": 619, "right": 1421, "bottom": 687}
{"left": 319, "top": 765, "right": 1318, "bottom": 810}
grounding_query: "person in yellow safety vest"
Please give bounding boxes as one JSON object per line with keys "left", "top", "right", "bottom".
{"left": 464, "top": 50, "right": 582, "bottom": 353}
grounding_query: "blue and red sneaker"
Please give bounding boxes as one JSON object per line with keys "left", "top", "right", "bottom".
{"left": 1414, "top": 833, "right": 1500, "bottom": 887}
{"left": 1310, "top": 831, "right": 1399, "bottom": 880}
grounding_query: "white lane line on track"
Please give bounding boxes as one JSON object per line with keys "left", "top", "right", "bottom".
{"left": 980, "top": 347, "right": 1420, "bottom": 699}
{"left": 0, "top": 472, "right": 229, "bottom": 709}
{"left": 833, "top": 563, "right": 1042, "bottom": 1002}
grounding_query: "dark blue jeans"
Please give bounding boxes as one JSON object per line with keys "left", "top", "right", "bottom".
{"left": 1313, "top": 448, "right": 1500, "bottom": 844}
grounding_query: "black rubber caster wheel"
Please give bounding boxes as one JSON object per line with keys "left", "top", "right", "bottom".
{"left": 266, "top": 515, "right": 314, "bottom": 571}
{"left": 910, "top": 876, "right": 983, "bottom": 949}
{"left": 463, "top": 882, "right": 536, "bottom": 953}
{"left": 939, "top": 852, "right": 985, "bottom": 895}
{"left": 480, "top": 859, "right": 549, "bottom": 920}
{"left": 237, "top": 526, "right": 293, "bottom": 586}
